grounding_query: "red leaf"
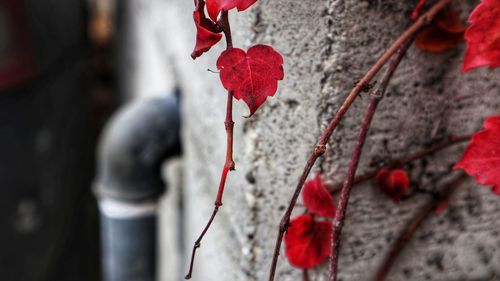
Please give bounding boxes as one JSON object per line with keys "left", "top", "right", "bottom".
{"left": 375, "top": 168, "right": 410, "bottom": 203}
{"left": 191, "top": 2, "right": 223, "bottom": 59}
{"left": 415, "top": 8, "right": 465, "bottom": 53}
{"left": 206, "top": 0, "right": 257, "bottom": 21}
{"left": 302, "top": 173, "right": 336, "bottom": 217}
{"left": 462, "top": 0, "right": 500, "bottom": 71}
{"left": 217, "top": 45, "right": 284, "bottom": 116}
{"left": 454, "top": 115, "right": 500, "bottom": 195}
{"left": 284, "top": 215, "right": 332, "bottom": 269}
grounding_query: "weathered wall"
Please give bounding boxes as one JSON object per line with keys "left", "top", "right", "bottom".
{"left": 148, "top": 0, "right": 500, "bottom": 280}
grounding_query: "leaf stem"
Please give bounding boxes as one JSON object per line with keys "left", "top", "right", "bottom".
{"left": 327, "top": 134, "right": 471, "bottom": 193}
{"left": 374, "top": 172, "right": 467, "bottom": 281}
{"left": 185, "top": 11, "right": 235, "bottom": 279}
{"left": 219, "top": 11, "right": 233, "bottom": 49}
{"left": 267, "top": 1, "right": 451, "bottom": 280}
{"left": 184, "top": 205, "right": 220, "bottom": 279}
{"left": 303, "top": 269, "right": 310, "bottom": 281}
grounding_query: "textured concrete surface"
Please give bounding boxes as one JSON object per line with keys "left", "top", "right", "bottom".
{"left": 138, "top": 0, "right": 500, "bottom": 280}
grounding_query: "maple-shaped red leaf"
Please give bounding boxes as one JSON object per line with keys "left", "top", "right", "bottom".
{"left": 375, "top": 168, "right": 410, "bottom": 203}
{"left": 302, "top": 173, "right": 336, "bottom": 218}
{"left": 415, "top": 8, "right": 465, "bottom": 53}
{"left": 454, "top": 115, "right": 500, "bottom": 195}
{"left": 462, "top": 0, "right": 500, "bottom": 71}
{"left": 284, "top": 214, "right": 332, "bottom": 269}
{"left": 217, "top": 45, "right": 284, "bottom": 116}
{"left": 191, "top": 3, "right": 223, "bottom": 59}
{"left": 206, "top": 0, "right": 257, "bottom": 22}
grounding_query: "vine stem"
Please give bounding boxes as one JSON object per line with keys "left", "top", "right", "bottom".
{"left": 328, "top": 35, "right": 414, "bottom": 281}
{"left": 185, "top": 10, "right": 234, "bottom": 279}
{"left": 327, "top": 134, "right": 471, "bottom": 193}
{"left": 374, "top": 172, "right": 468, "bottom": 281}
{"left": 267, "top": 1, "right": 451, "bottom": 280}
{"left": 303, "top": 269, "right": 310, "bottom": 281}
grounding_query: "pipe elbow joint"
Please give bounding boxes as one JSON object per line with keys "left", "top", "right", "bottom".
{"left": 95, "top": 94, "right": 181, "bottom": 202}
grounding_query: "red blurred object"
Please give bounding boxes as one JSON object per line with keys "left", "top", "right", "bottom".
{"left": 0, "top": 0, "right": 35, "bottom": 89}
{"left": 284, "top": 214, "right": 332, "bottom": 269}
{"left": 375, "top": 168, "right": 410, "bottom": 203}
{"left": 302, "top": 173, "right": 336, "bottom": 218}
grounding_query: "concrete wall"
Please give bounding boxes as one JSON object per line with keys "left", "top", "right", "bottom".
{"left": 130, "top": 0, "right": 500, "bottom": 280}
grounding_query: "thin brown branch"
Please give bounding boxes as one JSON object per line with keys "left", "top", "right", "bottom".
{"left": 185, "top": 11, "right": 234, "bottom": 279}
{"left": 327, "top": 134, "right": 471, "bottom": 193}
{"left": 329, "top": 95, "right": 381, "bottom": 281}
{"left": 267, "top": 1, "right": 452, "bottom": 280}
{"left": 303, "top": 269, "right": 310, "bottom": 281}
{"left": 184, "top": 205, "right": 219, "bottom": 279}
{"left": 328, "top": 35, "right": 415, "bottom": 281}
{"left": 374, "top": 172, "right": 468, "bottom": 281}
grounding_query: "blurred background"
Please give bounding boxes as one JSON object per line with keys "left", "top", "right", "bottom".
{"left": 0, "top": 0, "right": 182, "bottom": 280}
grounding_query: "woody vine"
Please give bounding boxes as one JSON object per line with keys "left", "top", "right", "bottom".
{"left": 184, "top": 0, "right": 500, "bottom": 280}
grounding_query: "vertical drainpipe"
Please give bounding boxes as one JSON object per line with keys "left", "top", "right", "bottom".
{"left": 94, "top": 93, "right": 181, "bottom": 281}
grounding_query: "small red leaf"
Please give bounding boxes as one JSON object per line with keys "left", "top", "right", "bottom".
{"left": 284, "top": 215, "right": 332, "bottom": 269}
{"left": 206, "top": 0, "right": 257, "bottom": 21}
{"left": 302, "top": 173, "right": 336, "bottom": 217}
{"left": 191, "top": 3, "right": 223, "bottom": 59}
{"left": 376, "top": 168, "right": 410, "bottom": 203}
{"left": 454, "top": 115, "right": 500, "bottom": 195}
{"left": 462, "top": 0, "right": 500, "bottom": 71}
{"left": 415, "top": 8, "right": 465, "bottom": 53}
{"left": 217, "top": 45, "right": 284, "bottom": 116}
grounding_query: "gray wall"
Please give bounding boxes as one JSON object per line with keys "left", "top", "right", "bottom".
{"left": 135, "top": 0, "right": 500, "bottom": 280}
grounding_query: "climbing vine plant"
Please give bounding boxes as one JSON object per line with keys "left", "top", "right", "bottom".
{"left": 185, "top": 0, "right": 500, "bottom": 280}
{"left": 185, "top": 0, "right": 284, "bottom": 279}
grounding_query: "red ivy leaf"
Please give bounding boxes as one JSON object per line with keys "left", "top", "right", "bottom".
{"left": 302, "top": 173, "right": 336, "bottom": 217}
{"left": 462, "top": 0, "right": 500, "bottom": 71}
{"left": 454, "top": 115, "right": 500, "bottom": 195}
{"left": 415, "top": 8, "right": 465, "bottom": 53}
{"left": 206, "top": 0, "right": 257, "bottom": 22}
{"left": 376, "top": 168, "right": 410, "bottom": 203}
{"left": 191, "top": 2, "right": 223, "bottom": 59}
{"left": 217, "top": 45, "right": 284, "bottom": 116}
{"left": 284, "top": 214, "right": 332, "bottom": 269}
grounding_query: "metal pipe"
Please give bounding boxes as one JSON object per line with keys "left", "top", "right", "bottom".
{"left": 94, "top": 93, "right": 181, "bottom": 281}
